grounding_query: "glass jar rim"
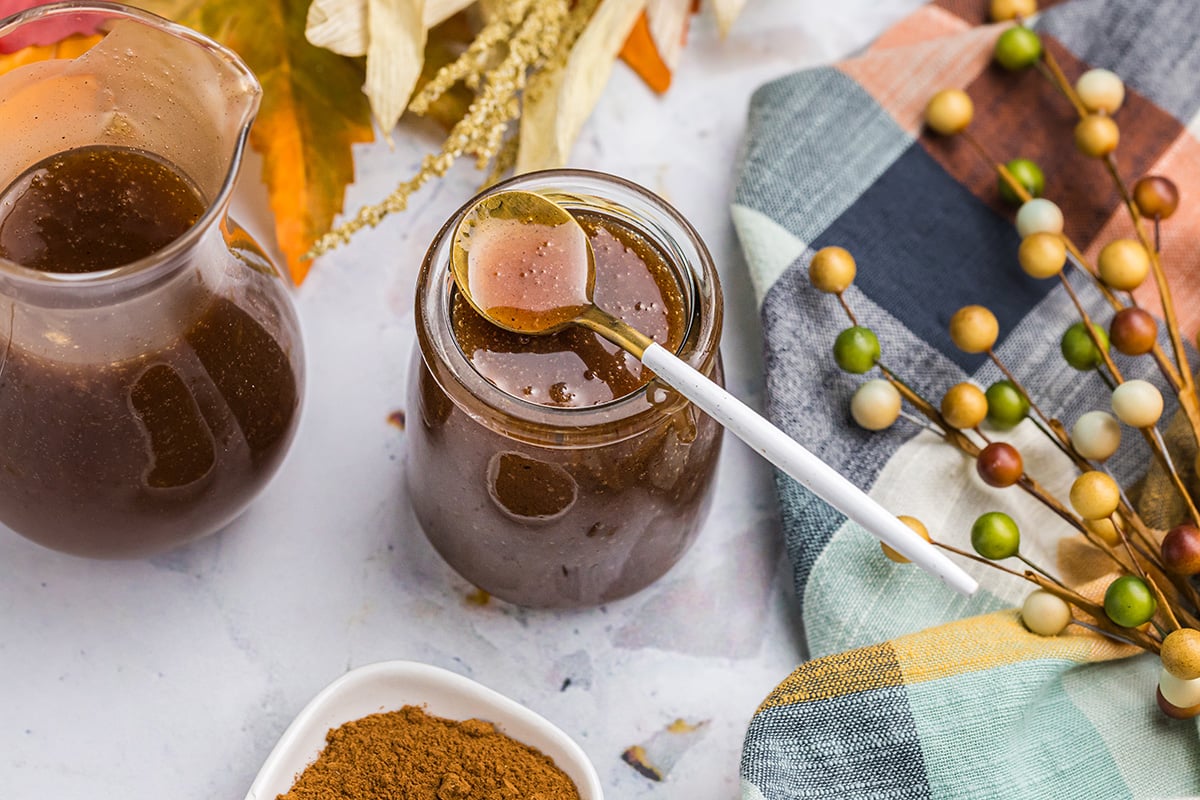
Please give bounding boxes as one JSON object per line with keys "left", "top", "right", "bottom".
{"left": 0, "top": 1, "right": 260, "bottom": 295}
{"left": 415, "top": 168, "right": 723, "bottom": 446}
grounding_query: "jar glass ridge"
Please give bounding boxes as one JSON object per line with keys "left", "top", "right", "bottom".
{"left": 409, "top": 170, "right": 724, "bottom": 608}
{"left": 0, "top": 3, "right": 305, "bottom": 557}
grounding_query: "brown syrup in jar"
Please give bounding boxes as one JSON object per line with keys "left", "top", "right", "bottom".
{"left": 451, "top": 210, "right": 687, "bottom": 407}
{"left": 410, "top": 203, "right": 722, "bottom": 607}
{"left": 0, "top": 146, "right": 300, "bottom": 557}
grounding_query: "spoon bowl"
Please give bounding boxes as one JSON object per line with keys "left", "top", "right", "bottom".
{"left": 451, "top": 189, "right": 597, "bottom": 336}
{"left": 451, "top": 189, "right": 655, "bottom": 356}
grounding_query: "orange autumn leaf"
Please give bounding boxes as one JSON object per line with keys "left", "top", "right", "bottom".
{"left": 140, "top": 0, "right": 374, "bottom": 284}
{"left": 619, "top": 11, "right": 671, "bottom": 94}
{"left": 0, "top": 33, "right": 103, "bottom": 75}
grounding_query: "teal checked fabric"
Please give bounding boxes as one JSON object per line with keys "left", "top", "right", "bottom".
{"left": 734, "top": 1, "right": 1200, "bottom": 797}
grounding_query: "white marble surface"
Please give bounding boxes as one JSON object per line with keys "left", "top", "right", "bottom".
{"left": 0, "top": 2, "right": 923, "bottom": 797}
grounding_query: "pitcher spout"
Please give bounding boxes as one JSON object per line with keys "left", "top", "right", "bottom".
{"left": 0, "top": 2, "right": 261, "bottom": 238}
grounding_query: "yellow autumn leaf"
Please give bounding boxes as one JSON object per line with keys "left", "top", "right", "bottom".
{"left": 140, "top": 0, "right": 375, "bottom": 284}
{"left": 645, "top": 0, "right": 691, "bottom": 69}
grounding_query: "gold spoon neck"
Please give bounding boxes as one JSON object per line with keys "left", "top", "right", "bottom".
{"left": 574, "top": 305, "right": 655, "bottom": 359}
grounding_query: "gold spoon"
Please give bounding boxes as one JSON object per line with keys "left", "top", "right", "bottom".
{"left": 450, "top": 190, "right": 977, "bottom": 596}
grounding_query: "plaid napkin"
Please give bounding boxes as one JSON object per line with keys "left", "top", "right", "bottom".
{"left": 732, "top": 1, "right": 1200, "bottom": 797}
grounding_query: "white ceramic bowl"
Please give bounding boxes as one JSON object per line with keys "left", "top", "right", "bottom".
{"left": 244, "top": 660, "right": 603, "bottom": 800}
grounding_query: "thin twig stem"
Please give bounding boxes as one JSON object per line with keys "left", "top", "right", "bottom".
{"left": 837, "top": 293, "right": 858, "bottom": 326}
{"left": 933, "top": 540, "right": 1025, "bottom": 579}
{"left": 1017, "top": 553, "right": 1066, "bottom": 589}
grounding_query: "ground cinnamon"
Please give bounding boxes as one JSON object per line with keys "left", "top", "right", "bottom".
{"left": 276, "top": 705, "right": 582, "bottom": 800}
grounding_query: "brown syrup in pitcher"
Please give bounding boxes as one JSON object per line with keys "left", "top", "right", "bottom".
{"left": 0, "top": 146, "right": 300, "bottom": 557}
{"left": 0, "top": 145, "right": 204, "bottom": 272}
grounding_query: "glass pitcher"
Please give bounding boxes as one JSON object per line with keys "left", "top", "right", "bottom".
{"left": 0, "top": 3, "right": 304, "bottom": 558}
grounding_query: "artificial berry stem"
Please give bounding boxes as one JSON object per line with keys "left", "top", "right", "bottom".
{"left": 933, "top": 539, "right": 1024, "bottom": 578}
{"left": 1154, "top": 577, "right": 1184, "bottom": 632}
{"left": 836, "top": 293, "right": 858, "bottom": 326}
{"left": 1058, "top": 272, "right": 1199, "bottom": 518}
{"left": 1016, "top": 552, "right": 1067, "bottom": 589}
{"left": 962, "top": 128, "right": 1188, "bottom": 395}
{"left": 1037, "top": 51, "right": 1088, "bottom": 117}
{"left": 1035, "top": 45, "right": 1200, "bottom": 445}
{"left": 1102, "top": 154, "right": 1196, "bottom": 396}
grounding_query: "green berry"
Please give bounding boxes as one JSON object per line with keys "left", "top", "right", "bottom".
{"left": 1060, "top": 322, "right": 1110, "bottom": 370}
{"left": 999, "top": 158, "right": 1045, "bottom": 205}
{"left": 985, "top": 379, "right": 1030, "bottom": 429}
{"left": 833, "top": 326, "right": 881, "bottom": 374}
{"left": 994, "top": 26, "right": 1043, "bottom": 71}
{"left": 971, "top": 511, "right": 1021, "bottom": 560}
{"left": 1103, "top": 575, "right": 1157, "bottom": 628}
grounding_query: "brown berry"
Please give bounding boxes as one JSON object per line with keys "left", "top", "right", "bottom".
{"left": 1162, "top": 628, "right": 1200, "bottom": 680}
{"left": 881, "top": 515, "right": 932, "bottom": 563}
{"left": 809, "top": 246, "right": 857, "bottom": 293}
{"left": 1098, "top": 239, "right": 1150, "bottom": 291}
{"left": 977, "top": 442, "right": 1024, "bottom": 487}
{"left": 1161, "top": 523, "right": 1200, "bottom": 576}
{"left": 1157, "top": 686, "right": 1200, "bottom": 720}
{"left": 1074, "top": 115, "right": 1120, "bottom": 158}
{"left": 949, "top": 305, "right": 999, "bottom": 354}
{"left": 1133, "top": 175, "right": 1180, "bottom": 220}
{"left": 941, "top": 383, "right": 989, "bottom": 430}
{"left": 1109, "top": 307, "right": 1157, "bottom": 356}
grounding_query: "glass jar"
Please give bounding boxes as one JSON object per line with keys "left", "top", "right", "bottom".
{"left": 0, "top": 4, "right": 304, "bottom": 557}
{"left": 408, "top": 170, "right": 723, "bottom": 608}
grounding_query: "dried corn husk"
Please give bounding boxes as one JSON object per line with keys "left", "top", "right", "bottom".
{"left": 711, "top": 0, "right": 747, "bottom": 37}
{"left": 364, "top": 0, "right": 425, "bottom": 139}
{"left": 307, "top": 0, "right": 451, "bottom": 140}
{"left": 305, "top": 0, "right": 369, "bottom": 55}
{"left": 306, "top": 0, "right": 474, "bottom": 54}
{"left": 516, "top": 0, "right": 645, "bottom": 173}
{"left": 646, "top": 0, "right": 690, "bottom": 69}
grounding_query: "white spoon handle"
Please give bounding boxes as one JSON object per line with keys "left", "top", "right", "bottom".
{"left": 641, "top": 342, "right": 978, "bottom": 596}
